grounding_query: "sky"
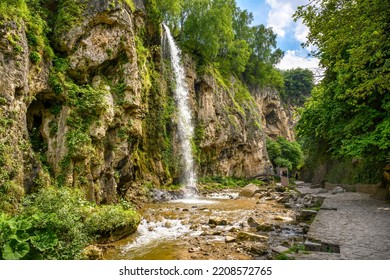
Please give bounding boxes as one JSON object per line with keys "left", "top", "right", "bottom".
{"left": 236, "top": 0, "right": 320, "bottom": 72}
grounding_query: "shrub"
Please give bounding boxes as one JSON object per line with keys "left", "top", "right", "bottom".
{"left": 0, "top": 187, "right": 140, "bottom": 260}
{"left": 267, "top": 137, "right": 303, "bottom": 172}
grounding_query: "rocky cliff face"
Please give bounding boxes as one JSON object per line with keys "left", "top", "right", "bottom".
{"left": 253, "top": 88, "right": 295, "bottom": 142}
{"left": 189, "top": 70, "right": 269, "bottom": 178}
{"left": 0, "top": 0, "right": 294, "bottom": 209}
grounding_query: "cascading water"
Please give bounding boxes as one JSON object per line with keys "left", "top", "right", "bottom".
{"left": 162, "top": 24, "right": 197, "bottom": 197}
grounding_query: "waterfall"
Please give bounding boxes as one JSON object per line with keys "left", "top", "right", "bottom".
{"left": 162, "top": 24, "right": 197, "bottom": 197}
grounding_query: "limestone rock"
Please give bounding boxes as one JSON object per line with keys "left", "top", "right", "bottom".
{"left": 271, "top": 245, "right": 289, "bottom": 254}
{"left": 332, "top": 186, "right": 345, "bottom": 194}
{"left": 239, "top": 184, "right": 261, "bottom": 198}
{"left": 82, "top": 245, "right": 103, "bottom": 260}
{"left": 209, "top": 217, "right": 228, "bottom": 226}
{"left": 225, "top": 236, "right": 236, "bottom": 243}
{"left": 253, "top": 88, "right": 295, "bottom": 141}
{"left": 237, "top": 232, "right": 269, "bottom": 242}
{"left": 257, "top": 223, "right": 274, "bottom": 232}
{"left": 247, "top": 217, "right": 260, "bottom": 228}
{"left": 248, "top": 244, "right": 268, "bottom": 255}
{"left": 297, "top": 210, "right": 317, "bottom": 221}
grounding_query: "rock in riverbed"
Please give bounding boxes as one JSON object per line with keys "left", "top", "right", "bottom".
{"left": 237, "top": 232, "right": 269, "bottom": 242}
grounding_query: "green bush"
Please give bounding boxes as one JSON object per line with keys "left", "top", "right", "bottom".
{"left": 0, "top": 187, "right": 140, "bottom": 260}
{"left": 267, "top": 137, "right": 303, "bottom": 172}
{"left": 85, "top": 201, "right": 140, "bottom": 239}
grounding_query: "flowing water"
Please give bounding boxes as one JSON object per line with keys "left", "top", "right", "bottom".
{"left": 162, "top": 24, "right": 197, "bottom": 197}
{"left": 102, "top": 190, "right": 301, "bottom": 260}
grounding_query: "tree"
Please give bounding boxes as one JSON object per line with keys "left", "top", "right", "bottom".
{"left": 267, "top": 137, "right": 303, "bottom": 172}
{"left": 243, "top": 25, "right": 284, "bottom": 88}
{"left": 295, "top": 0, "right": 390, "bottom": 179}
{"left": 281, "top": 68, "right": 314, "bottom": 106}
{"left": 150, "top": 0, "right": 284, "bottom": 87}
{"left": 179, "top": 0, "right": 235, "bottom": 62}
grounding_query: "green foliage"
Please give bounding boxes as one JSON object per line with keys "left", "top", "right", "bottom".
{"left": 325, "top": 158, "right": 382, "bottom": 185}
{"left": 29, "top": 51, "right": 41, "bottom": 64}
{"left": 243, "top": 24, "right": 284, "bottom": 88}
{"left": 0, "top": 0, "right": 54, "bottom": 61}
{"left": 198, "top": 176, "right": 264, "bottom": 190}
{"left": 152, "top": 0, "right": 284, "bottom": 88}
{"left": 0, "top": 0, "right": 29, "bottom": 20}
{"left": 120, "top": 0, "right": 135, "bottom": 12}
{"left": 267, "top": 137, "right": 303, "bottom": 172}
{"left": 180, "top": 0, "right": 235, "bottom": 62}
{"left": 49, "top": 57, "right": 69, "bottom": 96}
{"left": 0, "top": 187, "right": 140, "bottom": 260}
{"left": 146, "top": 0, "right": 182, "bottom": 27}
{"left": 295, "top": 0, "right": 390, "bottom": 176}
{"left": 85, "top": 202, "right": 140, "bottom": 238}
{"left": 275, "top": 253, "right": 293, "bottom": 260}
{"left": 281, "top": 68, "right": 314, "bottom": 106}
{"left": 53, "top": 0, "right": 86, "bottom": 36}
{"left": 63, "top": 81, "right": 107, "bottom": 161}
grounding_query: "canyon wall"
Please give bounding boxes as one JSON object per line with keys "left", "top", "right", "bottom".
{"left": 0, "top": 0, "right": 294, "bottom": 209}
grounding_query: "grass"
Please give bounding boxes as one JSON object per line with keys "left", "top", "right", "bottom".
{"left": 198, "top": 176, "right": 264, "bottom": 191}
{"left": 274, "top": 244, "right": 307, "bottom": 260}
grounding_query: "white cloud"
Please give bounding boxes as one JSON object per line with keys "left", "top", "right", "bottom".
{"left": 294, "top": 19, "right": 309, "bottom": 43}
{"left": 265, "top": 0, "right": 295, "bottom": 38}
{"left": 266, "top": 0, "right": 311, "bottom": 41}
{"left": 276, "top": 50, "right": 320, "bottom": 70}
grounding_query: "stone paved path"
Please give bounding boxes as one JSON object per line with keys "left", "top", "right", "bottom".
{"left": 293, "top": 188, "right": 390, "bottom": 260}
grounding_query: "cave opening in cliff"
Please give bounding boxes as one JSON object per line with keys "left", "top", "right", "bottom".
{"left": 26, "top": 96, "right": 48, "bottom": 155}
{"left": 265, "top": 110, "right": 279, "bottom": 125}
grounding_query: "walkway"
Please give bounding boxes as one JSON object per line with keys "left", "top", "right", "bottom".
{"left": 295, "top": 186, "right": 390, "bottom": 260}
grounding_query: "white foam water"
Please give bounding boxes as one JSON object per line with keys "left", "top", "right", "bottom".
{"left": 162, "top": 24, "right": 197, "bottom": 197}
{"left": 121, "top": 218, "right": 191, "bottom": 254}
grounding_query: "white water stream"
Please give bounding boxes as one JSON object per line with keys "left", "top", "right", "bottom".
{"left": 162, "top": 24, "right": 197, "bottom": 197}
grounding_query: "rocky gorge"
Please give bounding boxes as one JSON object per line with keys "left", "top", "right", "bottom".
{"left": 0, "top": 0, "right": 295, "bottom": 210}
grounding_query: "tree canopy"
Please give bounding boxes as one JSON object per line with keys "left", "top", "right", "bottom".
{"left": 281, "top": 68, "right": 314, "bottom": 106}
{"left": 266, "top": 137, "right": 303, "bottom": 172}
{"left": 295, "top": 0, "right": 390, "bottom": 168}
{"left": 147, "top": 0, "right": 284, "bottom": 88}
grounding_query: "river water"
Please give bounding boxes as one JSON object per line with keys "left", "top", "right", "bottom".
{"left": 102, "top": 190, "right": 301, "bottom": 260}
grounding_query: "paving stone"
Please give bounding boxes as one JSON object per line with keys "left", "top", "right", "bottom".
{"left": 303, "top": 192, "right": 390, "bottom": 260}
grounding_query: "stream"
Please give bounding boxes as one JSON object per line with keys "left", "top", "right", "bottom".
{"left": 102, "top": 189, "right": 305, "bottom": 260}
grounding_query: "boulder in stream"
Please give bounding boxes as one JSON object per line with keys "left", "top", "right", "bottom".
{"left": 225, "top": 236, "right": 236, "bottom": 243}
{"left": 239, "top": 184, "right": 262, "bottom": 198}
{"left": 209, "top": 217, "right": 228, "bottom": 226}
{"left": 237, "top": 232, "right": 269, "bottom": 242}
{"left": 257, "top": 223, "right": 274, "bottom": 232}
{"left": 247, "top": 217, "right": 260, "bottom": 228}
